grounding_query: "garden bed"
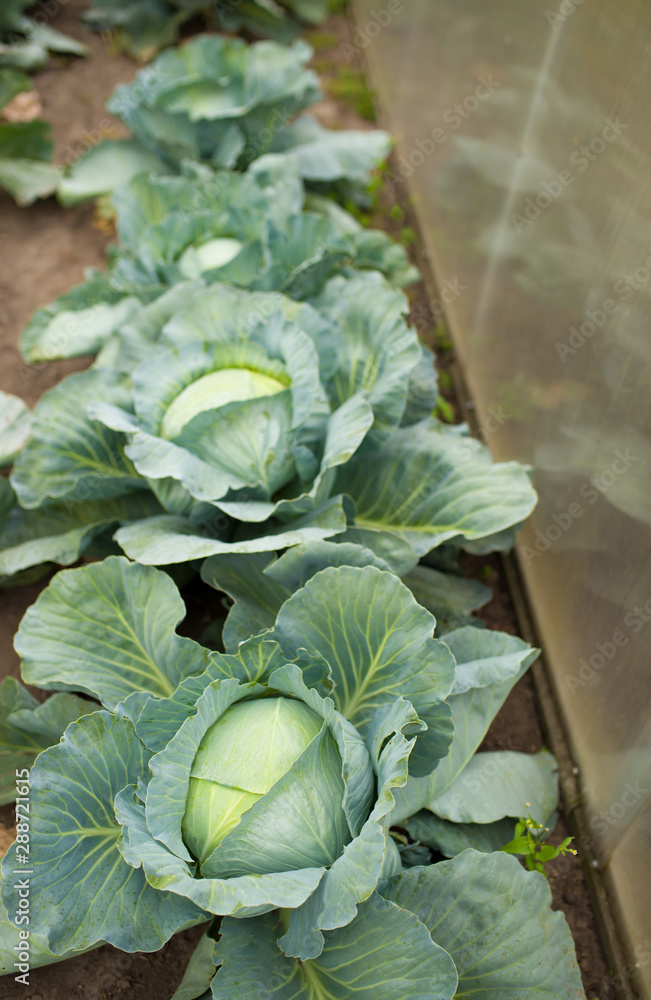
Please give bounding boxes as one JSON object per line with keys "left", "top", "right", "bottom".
{"left": 0, "top": 3, "right": 612, "bottom": 998}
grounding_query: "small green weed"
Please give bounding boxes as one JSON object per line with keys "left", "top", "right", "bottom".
{"left": 501, "top": 813, "right": 576, "bottom": 877}
{"left": 327, "top": 66, "right": 377, "bottom": 122}
{"left": 434, "top": 397, "right": 455, "bottom": 423}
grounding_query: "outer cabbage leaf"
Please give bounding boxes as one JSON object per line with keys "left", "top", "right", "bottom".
{"left": 82, "top": 0, "right": 202, "bottom": 60}
{"left": 0, "top": 870, "right": 98, "bottom": 974}
{"left": 201, "top": 540, "right": 393, "bottom": 652}
{"left": 211, "top": 896, "right": 457, "bottom": 1000}
{"left": 18, "top": 270, "right": 141, "bottom": 363}
{"left": 171, "top": 927, "right": 218, "bottom": 1000}
{"left": 15, "top": 556, "right": 212, "bottom": 708}
{"left": 405, "top": 810, "right": 516, "bottom": 858}
{"left": 384, "top": 851, "right": 585, "bottom": 999}
{"left": 0, "top": 119, "right": 61, "bottom": 204}
{"left": 0, "top": 677, "right": 94, "bottom": 804}
{"left": 0, "top": 66, "right": 30, "bottom": 107}
{"left": 337, "top": 418, "right": 537, "bottom": 556}
{"left": 309, "top": 272, "right": 423, "bottom": 437}
{"left": 400, "top": 564, "right": 491, "bottom": 635}
{"left": 114, "top": 497, "right": 347, "bottom": 565}
{"left": 0, "top": 489, "right": 162, "bottom": 581}
{"left": 270, "top": 564, "right": 455, "bottom": 776}
{"left": 269, "top": 113, "right": 390, "bottom": 191}
{"left": 391, "top": 626, "right": 539, "bottom": 824}
{"left": 0, "top": 711, "right": 207, "bottom": 955}
{"left": 0, "top": 389, "right": 30, "bottom": 465}
{"left": 426, "top": 750, "right": 558, "bottom": 827}
{"left": 57, "top": 137, "right": 169, "bottom": 208}
{"left": 10, "top": 369, "right": 143, "bottom": 508}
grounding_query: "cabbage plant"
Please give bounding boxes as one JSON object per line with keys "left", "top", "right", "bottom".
{"left": 0, "top": 550, "right": 584, "bottom": 995}
{"left": 56, "top": 34, "right": 391, "bottom": 206}
{"left": 24, "top": 157, "right": 416, "bottom": 367}
{"left": 2, "top": 553, "right": 456, "bottom": 959}
{"left": 0, "top": 0, "right": 87, "bottom": 70}
{"left": 0, "top": 69, "right": 61, "bottom": 205}
{"left": 2, "top": 274, "right": 536, "bottom": 583}
{"left": 83, "top": 0, "right": 330, "bottom": 60}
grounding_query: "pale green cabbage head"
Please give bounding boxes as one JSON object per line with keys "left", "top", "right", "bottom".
{"left": 183, "top": 696, "right": 333, "bottom": 866}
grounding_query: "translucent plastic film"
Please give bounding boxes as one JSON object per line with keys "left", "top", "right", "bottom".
{"left": 353, "top": 0, "right": 651, "bottom": 990}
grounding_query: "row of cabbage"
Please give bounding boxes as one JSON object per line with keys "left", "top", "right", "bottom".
{"left": 0, "top": 1, "right": 333, "bottom": 204}
{"left": 0, "top": 28, "right": 586, "bottom": 1000}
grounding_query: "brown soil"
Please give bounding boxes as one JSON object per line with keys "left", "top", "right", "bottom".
{"left": 0, "top": 3, "right": 610, "bottom": 999}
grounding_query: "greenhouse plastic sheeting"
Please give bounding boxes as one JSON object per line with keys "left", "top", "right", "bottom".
{"left": 352, "top": 0, "right": 651, "bottom": 993}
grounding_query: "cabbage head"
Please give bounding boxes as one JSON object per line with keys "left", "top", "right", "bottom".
{"left": 182, "top": 695, "right": 351, "bottom": 876}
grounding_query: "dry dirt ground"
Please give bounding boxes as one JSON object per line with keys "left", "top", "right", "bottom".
{"left": 0, "top": 2, "right": 611, "bottom": 998}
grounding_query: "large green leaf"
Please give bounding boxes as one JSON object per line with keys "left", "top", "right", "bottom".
{"left": 0, "top": 489, "right": 162, "bottom": 580}
{"left": 211, "top": 896, "right": 457, "bottom": 1000}
{"left": 83, "top": 0, "right": 192, "bottom": 60}
{"left": 405, "top": 810, "right": 515, "bottom": 859}
{"left": 216, "top": 1, "right": 301, "bottom": 44}
{"left": 19, "top": 273, "right": 142, "bottom": 363}
{"left": 427, "top": 750, "right": 558, "bottom": 827}
{"left": 270, "top": 564, "right": 455, "bottom": 768}
{"left": 331, "top": 525, "right": 420, "bottom": 576}
{"left": 201, "top": 540, "right": 393, "bottom": 652}
{"left": 171, "top": 928, "right": 217, "bottom": 1000}
{"left": 284, "top": 0, "right": 329, "bottom": 24}
{"left": 391, "top": 627, "right": 539, "bottom": 824}
{"left": 384, "top": 851, "right": 585, "bottom": 999}
{"left": 337, "top": 419, "right": 537, "bottom": 556}
{"left": 57, "top": 137, "right": 169, "bottom": 207}
{"left": 0, "top": 39, "right": 49, "bottom": 72}
{"left": 270, "top": 114, "right": 390, "bottom": 187}
{"left": 10, "top": 369, "right": 143, "bottom": 508}
{"left": 24, "top": 20, "right": 89, "bottom": 57}
{"left": 0, "top": 154, "right": 61, "bottom": 205}
{"left": 401, "top": 565, "right": 491, "bottom": 635}
{"left": 115, "top": 497, "right": 347, "bottom": 565}
{"left": 0, "top": 476, "right": 14, "bottom": 526}
{"left": 0, "top": 712, "right": 207, "bottom": 954}
{"left": 309, "top": 272, "right": 422, "bottom": 436}
{"left": 16, "top": 556, "right": 211, "bottom": 708}
{"left": 0, "top": 117, "right": 51, "bottom": 159}
{"left": 0, "top": 389, "right": 30, "bottom": 465}
{"left": 0, "top": 677, "right": 94, "bottom": 804}
{"left": 245, "top": 214, "right": 350, "bottom": 300}
{"left": 0, "top": 870, "right": 97, "bottom": 974}
{"left": 0, "top": 67, "right": 30, "bottom": 109}
{"left": 306, "top": 194, "right": 420, "bottom": 289}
